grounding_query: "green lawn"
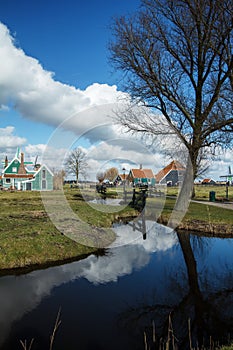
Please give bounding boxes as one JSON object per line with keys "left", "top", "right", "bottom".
{"left": 167, "top": 185, "right": 233, "bottom": 201}
{"left": 0, "top": 187, "right": 138, "bottom": 271}
{"left": 158, "top": 197, "right": 233, "bottom": 225}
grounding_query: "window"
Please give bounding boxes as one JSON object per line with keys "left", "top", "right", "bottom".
{"left": 12, "top": 167, "right": 17, "bottom": 173}
{"left": 42, "top": 169, "right": 46, "bottom": 179}
{"left": 42, "top": 180, "right": 46, "bottom": 189}
{"left": 6, "top": 178, "right": 11, "bottom": 183}
{"left": 26, "top": 183, "right": 32, "bottom": 190}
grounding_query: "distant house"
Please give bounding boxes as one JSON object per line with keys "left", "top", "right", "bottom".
{"left": 114, "top": 173, "right": 127, "bottom": 185}
{"left": 127, "top": 167, "right": 156, "bottom": 186}
{"left": 201, "top": 178, "right": 216, "bottom": 185}
{"left": 155, "top": 160, "right": 185, "bottom": 186}
{"left": 1, "top": 148, "right": 54, "bottom": 191}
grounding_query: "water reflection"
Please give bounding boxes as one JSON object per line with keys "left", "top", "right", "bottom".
{"left": 119, "top": 231, "right": 233, "bottom": 349}
{"left": 0, "top": 223, "right": 233, "bottom": 349}
{"left": 89, "top": 198, "right": 122, "bottom": 205}
{"left": 0, "top": 223, "right": 176, "bottom": 348}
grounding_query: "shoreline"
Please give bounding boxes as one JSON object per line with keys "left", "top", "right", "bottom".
{"left": 0, "top": 249, "right": 106, "bottom": 277}
{"left": 0, "top": 188, "right": 232, "bottom": 276}
{"left": 157, "top": 216, "right": 233, "bottom": 238}
{"left": 1, "top": 215, "right": 233, "bottom": 277}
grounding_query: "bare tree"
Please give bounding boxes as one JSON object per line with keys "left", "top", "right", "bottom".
{"left": 53, "top": 169, "right": 66, "bottom": 190}
{"left": 105, "top": 167, "right": 119, "bottom": 182}
{"left": 96, "top": 171, "right": 106, "bottom": 183}
{"left": 65, "top": 148, "right": 88, "bottom": 183}
{"left": 110, "top": 0, "right": 233, "bottom": 192}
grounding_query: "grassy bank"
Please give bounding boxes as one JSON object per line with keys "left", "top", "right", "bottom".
{"left": 161, "top": 185, "right": 233, "bottom": 233}
{"left": 0, "top": 185, "right": 232, "bottom": 272}
{"left": 0, "top": 188, "right": 137, "bottom": 272}
{"left": 157, "top": 197, "right": 233, "bottom": 225}
{"left": 166, "top": 184, "right": 233, "bottom": 201}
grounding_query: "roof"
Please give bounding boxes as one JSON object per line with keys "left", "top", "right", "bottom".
{"left": 155, "top": 160, "right": 185, "bottom": 183}
{"left": 2, "top": 156, "right": 20, "bottom": 174}
{"left": 202, "top": 178, "right": 215, "bottom": 183}
{"left": 118, "top": 173, "right": 127, "bottom": 181}
{"left": 129, "top": 168, "right": 154, "bottom": 179}
{"left": 1, "top": 149, "right": 54, "bottom": 178}
{"left": 34, "top": 164, "right": 54, "bottom": 177}
{"left": 142, "top": 169, "right": 154, "bottom": 178}
{"left": 2, "top": 174, "right": 34, "bottom": 179}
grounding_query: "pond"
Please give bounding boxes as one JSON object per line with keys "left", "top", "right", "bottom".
{"left": 0, "top": 221, "right": 233, "bottom": 350}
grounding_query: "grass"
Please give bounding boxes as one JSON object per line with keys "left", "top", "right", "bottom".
{"left": 0, "top": 184, "right": 232, "bottom": 272}
{"left": 156, "top": 185, "right": 233, "bottom": 229}
{"left": 0, "top": 187, "right": 137, "bottom": 272}
{"left": 167, "top": 185, "right": 233, "bottom": 201}
{"left": 157, "top": 197, "right": 233, "bottom": 225}
{"left": 143, "top": 316, "right": 233, "bottom": 350}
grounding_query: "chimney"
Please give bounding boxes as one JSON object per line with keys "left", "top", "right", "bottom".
{"left": 21, "top": 152, "right": 24, "bottom": 165}
{"left": 140, "top": 164, "right": 142, "bottom": 169}
{"left": 4, "top": 156, "right": 8, "bottom": 168}
{"left": 18, "top": 152, "right": 27, "bottom": 175}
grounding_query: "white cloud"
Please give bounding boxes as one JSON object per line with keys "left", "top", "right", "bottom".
{"left": 25, "top": 144, "right": 68, "bottom": 170}
{"left": 1, "top": 22, "right": 231, "bottom": 180}
{"left": 86, "top": 140, "right": 168, "bottom": 172}
{"left": 0, "top": 22, "right": 126, "bottom": 136}
{"left": 0, "top": 126, "right": 26, "bottom": 149}
{"left": 0, "top": 104, "right": 9, "bottom": 111}
{"left": 0, "top": 22, "right": 184, "bottom": 175}
{"left": 202, "top": 149, "right": 233, "bottom": 181}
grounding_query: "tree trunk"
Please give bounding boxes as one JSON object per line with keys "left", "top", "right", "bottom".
{"left": 168, "top": 156, "right": 193, "bottom": 229}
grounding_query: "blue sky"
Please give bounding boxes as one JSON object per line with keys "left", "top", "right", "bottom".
{"left": 1, "top": 0, "right": 140, "bottom": 90}
{"left": 0, "top": 0, "right": 232, "bottom": 180}
{"left": 0, "top": 0, "right": 144, "bottom": 176}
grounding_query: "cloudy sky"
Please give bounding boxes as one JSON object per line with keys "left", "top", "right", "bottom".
{"left": 0, "top": 0, "right": 232, "bottom": 180}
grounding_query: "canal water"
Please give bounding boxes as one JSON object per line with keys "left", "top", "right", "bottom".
{"left": 0, "top": 221, "right": 233, "bottom": 350}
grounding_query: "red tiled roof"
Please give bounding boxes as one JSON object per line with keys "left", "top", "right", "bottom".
{"left": 119, "top": 174, "right": 127, "bottom": 180}
{"left": 202, "top": 178, "right": 212, "bottom": 183}
{"left": 131, "top": 169, "right": 145, "bottom": 178}
{"left": 129, "top": 168, "right": 154, "bottom": 179}
{"left": 142, "top": 169, "right": 154, "bottom": 178}
{"left": 155, "top": 160, "right": 185, "bottom": 183}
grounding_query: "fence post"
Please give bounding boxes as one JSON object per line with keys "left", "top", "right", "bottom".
{"left": 132, "top": 188, "right": 136, "bottom": 206}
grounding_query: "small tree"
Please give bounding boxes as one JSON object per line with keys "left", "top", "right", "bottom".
{"left": 96, "top": 171, "right": 106, "bottom": 183}
{"left": 105, "top": 167, "right": 119, "bottom": 182}
{"left": 65, "top": 148, "right": 88, "bottom": 183}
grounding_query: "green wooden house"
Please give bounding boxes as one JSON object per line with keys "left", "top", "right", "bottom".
{"left": 127, "top": 167, "right": 156, "bottom": 186}
{"left": 0, "top": 149, "right": 54, "bottom": 191}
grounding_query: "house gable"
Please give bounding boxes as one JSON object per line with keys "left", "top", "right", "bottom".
{"left": 128, "top": 168, "right": 155, "bottom": 185}
{"left": 31, "top": 164, "right": 54, "bottom": 191}
{"left": 202, "top": 178, "right": 216, "bottom": 185}
{"left": 155, "top": 160, "right": 185, "bottom": 185}
{"left": 1, "top": 149, "right": 54, "bottom": 191}
{"left": 3, "top": 158, "right": 21, "bottom": 175}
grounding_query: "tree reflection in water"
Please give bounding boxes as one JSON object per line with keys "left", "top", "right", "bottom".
{"left": 118, "top": 230, "right": 233, "bottom": 349}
